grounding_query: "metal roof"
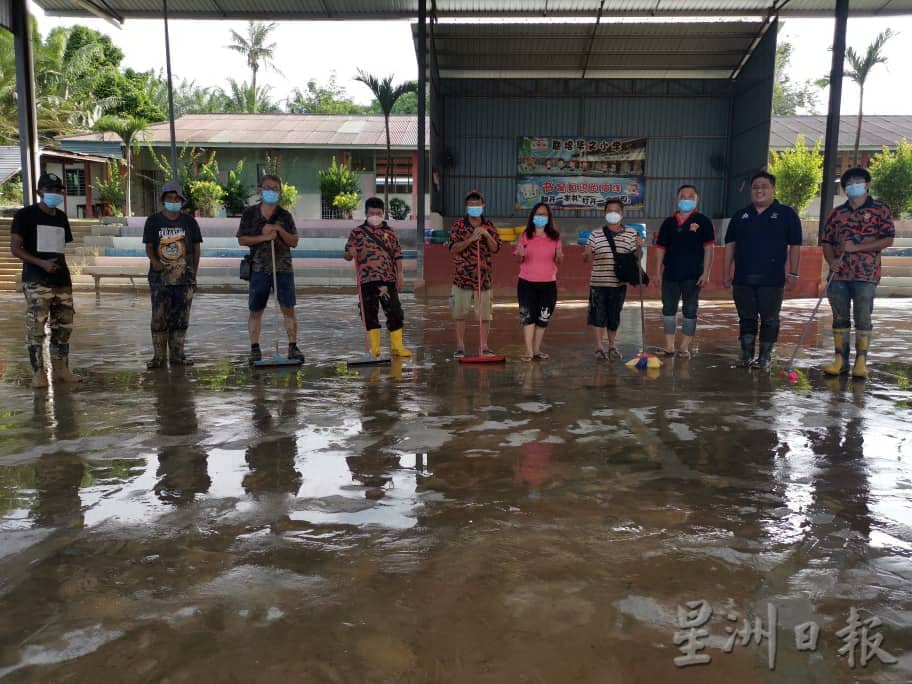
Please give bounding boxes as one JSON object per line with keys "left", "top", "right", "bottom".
{"left": 0, "top": 146, "right": 115, "bottom": 184}
{"left": 422, "top": 21, "right": 764, "bottom": 80}
{"left": 31, "top": 0, "right": 912, "bottom": 21}
{"left": 769, "top": 115, "right": 912, "bottom": 150}
{"left": 57, "top": 114, "right": 427, "bottom": 149}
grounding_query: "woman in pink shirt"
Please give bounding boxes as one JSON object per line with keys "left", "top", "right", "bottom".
{"left": 514, "top": 202, "right": 563, "bottom": 362}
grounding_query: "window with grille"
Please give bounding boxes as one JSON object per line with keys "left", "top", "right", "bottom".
{"left": 65, "top": 168, "right": 86, "bottom": 196}
{"left": 375, "top": 157, "right": 413, "bottom": 194}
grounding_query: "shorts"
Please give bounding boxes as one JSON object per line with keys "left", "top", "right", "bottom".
{"left": 587, "top": 285, "right": 627, "bottom": 331}
{"left": 249, "top": 270, "right": 296, "bottom": 311}
{"left": 517, "top": 278, "right": 557, "bottom": 327}
{"left": 450, "top": 286, "right": 494, "bottom": 321}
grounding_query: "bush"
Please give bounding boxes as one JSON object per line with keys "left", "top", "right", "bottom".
{"left": 188, "top": 180, "right": 225, "bottom": 217}
{"left": 869, "top": 139, "right": 912, "bottom": 218}
{"left": 280, "top": 183, "right": 298, "bottom": 211}
{"left": 332, "top": 191, "right": 360, "bottom": 219}
{"left": 389, "top": 197, "right": 410, "bottom": 220}
{"left": 222, "top": 160, "right": 250, "bottom": 216}
{"left": 0, "top": 175, "right": 23, "bottom": 206}
{"left": 93, "top": 160, "right": 126, "bottom": 216}
{"left": 318, "top": 156, "right": 359, "bottom": 204}
{"left": 768, "top": 135, "right": 822, "bottom": 215}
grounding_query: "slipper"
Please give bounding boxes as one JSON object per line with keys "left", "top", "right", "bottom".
{"left": 453, "top": 349, "right": 465, "bottom": 358}
{"left": 521, "top": 355, "right": 533, "bottom": 363}
{"left": 595, "top": 349, "right": 608, "bottom": 360}
{"left": 677, "top": 349, "right": 692, "bottom": 359}
{"left": 481, "top": 348, "right": 498, "bottom": 356}
{"left": 607, "top": 347, "right": 622, "bottom": 360}
{"left": 659, "top": 349, "right": 676, "bottom": 357}
{"left": 533, "top": 351, "right": 550, "bottom": 360}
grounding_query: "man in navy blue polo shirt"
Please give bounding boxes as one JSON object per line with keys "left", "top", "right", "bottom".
{"left": 723, "top": 171, "right": 802, "bottom": 369}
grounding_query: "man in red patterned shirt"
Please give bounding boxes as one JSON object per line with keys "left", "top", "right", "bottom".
{"left": 447, "top": 190, "right": 502, "bottom": 357}
{"left": 344, "top": 197, "right": 410, "bottom": 358}
{"left": 821, "top": 167, "right": 895, "bottom": 378}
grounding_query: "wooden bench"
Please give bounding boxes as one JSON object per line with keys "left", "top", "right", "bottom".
{"left": 83, "top": 266, "right": 147, "bottom": 293}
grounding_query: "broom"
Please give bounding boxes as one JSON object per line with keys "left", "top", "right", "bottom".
{"left": 781, "top": 268, "right": 837, "bottom": 384}
{"left": 626, "top": 241, "right": 662, "bottom": 370}
{"left": 252, "top": 238, "right": 304, "bottom": 368}
{"left": 460, "top": 232, "right": 505, "bottom": 364}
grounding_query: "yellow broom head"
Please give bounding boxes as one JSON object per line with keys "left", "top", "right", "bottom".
{"left": 625, "top": 357, "right": 640, "bottom": 368}
{"left": 646, "top": 355, "right": 663, "bottom": 368}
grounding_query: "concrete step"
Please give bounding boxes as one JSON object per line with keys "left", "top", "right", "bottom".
{"left": 877, "top": 276, "right": 912, "bottom": 288}
{"left": 878, "top": 286, "right": 912, "bottom": 297}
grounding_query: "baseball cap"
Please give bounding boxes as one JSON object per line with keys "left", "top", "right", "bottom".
{"left": 161, "top": 181, "right": 186, "bottom": 201}
{"left": 37, "top": 172, "right": 64, "bottom": 191}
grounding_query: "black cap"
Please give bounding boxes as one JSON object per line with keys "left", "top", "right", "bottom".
{"left": 37, "top": 172, "right": 64, "bottom": 191}
{"left": 840, "top": 167, "right": 871, "bottom": 188}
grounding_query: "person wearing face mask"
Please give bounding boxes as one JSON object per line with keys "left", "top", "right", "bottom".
{"left": 10, "top": 173, "right": 81, "bottom": 387}
{"left": 583, "top": 198, "right": 642, "bottom": 360}
{"left": 142, "top": 181, "right": 203, "bottom": 368}
{"left": 820, "top": 167, "right": 895, "bottom": 378}
{"left": 343, "top": 197, "right": 411, "bottom": 358}
{"left": 723, "top": 171, "right": 802, "bottom": 369}
{"left": 514, "top": 202, "right": 562, "bottom": 362}
{"left": 446, "top": 190, "right": 502, "bottom": 357}
{"left": 237, "top": 174, "right": 303, "bottom": 365}
{"left": 653, "top": 185, "right": 716, "bottom": 358}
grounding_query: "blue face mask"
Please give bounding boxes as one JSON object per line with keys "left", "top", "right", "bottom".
{"left": 466, "top": 206, "right": 484, "bottom": 218}
{"left": 677, "top": 199, "right": 696, "bottom": 213}
{"left": 261, "top": 189, "right": 280, "bottom": 205}
{"left": 532, "top": 215, "right": 549, "bottom": 228}
{"left": 845, "top": 182, "right": 867, "bottom": 199}
{"left": 164, "top": 202, "right": 182, "bottom": 213}
{"left": 42, "top": 192, "right": 64, "bottom": 209}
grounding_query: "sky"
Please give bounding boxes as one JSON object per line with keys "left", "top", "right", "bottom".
{"left": 27, "top": 2, "right": 912, "bottom": 115}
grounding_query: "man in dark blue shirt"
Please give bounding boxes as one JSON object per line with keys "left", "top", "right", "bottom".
{"left": 723, "top": 172, "right": 802, "bottom": 369}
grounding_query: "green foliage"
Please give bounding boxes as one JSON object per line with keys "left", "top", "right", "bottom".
{"left": 280, "top": 183, "right": 298, "bottom": 210}
{"left": 365, "top": 88, "right": 427, "bottom": 115}
{"left": 287, "top": 73, "right": 367, "bottom": 114}
{"left": 91, "top": 69, "right": 166, "bottom": 121}
{"left": 389, "top": 197, "right": 410, "bottom": 220}
{"left": 92, "top": 159, "right": 126, "bottom": 216}
{"left": 222, "top": 160, "right": 250, "bottom": 215}
{"left": 151, "top": 145, "right": 219, "bottom": 186}
{"left": 869, "top": 139, "right": 912, "bottom": 217}
{"left": 0, "top": 174, "right": 23, "bottom": 206}
{"left": 187, "top": 180, "right": 225, "bottom": 217}
{"left": 225, "top": 21, "right": 282, "bottom": 112}
{"left": 333, "top": 191, "right": 360, "bottom": 218}
{"left": 772, "top": 40, "right": 819, "bottom": 116}
{"left": 768, "top": 135, "right": 823, "bottom": 215}
{"left": 318, "top": 156, "right": 359, "bottom": 203}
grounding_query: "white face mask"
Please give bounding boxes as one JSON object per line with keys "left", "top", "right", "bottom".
{"left": 605, "top": 212, "right": 622, "bottom": 225}
{"left": 366, "top": 215, "right": 383, "bottom": 227}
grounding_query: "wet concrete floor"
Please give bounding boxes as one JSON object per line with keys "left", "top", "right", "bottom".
{"left": 0, "top": 291, "right": 911, "bottom": 682}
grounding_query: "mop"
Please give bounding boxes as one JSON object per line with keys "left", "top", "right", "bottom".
{"left": 460, "top": 239, "right": 505, "bottom": 364}
{"left": 781, "top": 270, "right": 837, "bottom": 384}
{"left": 347, "top": 258, "right": 391, "bottom": 367}
{"left": 625, "top": 249, "right": 662, "bottom": 370}
{"left": 252, "top": 238, "right": 304, "bottom": 368}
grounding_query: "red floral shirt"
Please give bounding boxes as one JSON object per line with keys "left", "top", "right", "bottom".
{"left": 447, "top": 218, "right": 502, "bottom": 290}
{"left": 344, "top": 222, "right": 402, "bottom": 284}
{"left": 821, "top": 197, "right": 894, "bottom": 283}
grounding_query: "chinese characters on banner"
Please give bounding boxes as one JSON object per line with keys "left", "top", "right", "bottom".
{"left": 515, "top": 136, "right": 647, "bottom": 212}
{"left": 673, "top": 600, "right": 898, "bottom": 670}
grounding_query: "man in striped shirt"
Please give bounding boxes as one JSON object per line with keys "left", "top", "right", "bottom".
{"left": 583, "top": 198, "right": 642, "bottom": 359}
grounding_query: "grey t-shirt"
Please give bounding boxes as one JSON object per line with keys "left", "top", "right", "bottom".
{"left": 236, "top": 204, "right": 297, "bottom": 273}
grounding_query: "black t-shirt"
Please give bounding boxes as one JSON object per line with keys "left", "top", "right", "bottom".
{"left": 10, "top": 203, "right": 74, "bottom": 287}
{"left": 655, "top": 211, "right": 715, "bottom": 281}
{"left": 142, "top": 212, "right": 203, "bottom": 285}
{"left": 724, "top": 200, "right": 803, "bottom": 287}
{"left": 236, "top": 204, "right": 297, "bottom": 273}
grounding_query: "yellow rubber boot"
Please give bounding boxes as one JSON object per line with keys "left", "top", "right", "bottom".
{"left": 852, "top": 331, "right": 870, "bottom": 379}
{"left": 368, "top": 328, "right": 382, "bottom": 357}
{"left": 822, "top": 328, "right": 850, "bottom": 376}
{"left": 389, "top": 328, "right": 412, "bottom": 358}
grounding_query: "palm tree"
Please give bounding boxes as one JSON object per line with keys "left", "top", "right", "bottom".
{"left": 354, "top": 70, "right": 417, "bottom": 215}
{"left": 92, "top": 115, "right": 150, "bottom": 216}
{"left": 845, "top": 30, "right": 894, "bottom": 165}
{"left": 225, "top": 21, "right": 282, "bottom": 113}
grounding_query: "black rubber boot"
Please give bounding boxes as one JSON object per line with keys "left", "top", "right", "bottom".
{"left": 287, "top": 343, "right": 305, "bottom": 361}
{"left": 147, "top": 333, "right": 168, "bottom": 369}
{"left": 249, "top": 344, "right": 262, "bottom": 366}
{"left": 28, "top": 344, "right": 48, "bottom": 388}
{"left": 752, "top": 342, "right": 774, "bottom": 370}
{"left": 738, "top": 334, "right": 756, "bottom": 367}
{"left": 169, "top": 331, "right": 193, "bottom": 367}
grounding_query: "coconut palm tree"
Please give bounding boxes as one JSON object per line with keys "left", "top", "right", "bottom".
{"left": 225, "top": 21, "right": 282, "bottom": 113}
{"left": 92, "top": 115, "right": 149, "bottom": 216}
{"left": 845, "top": 30, "right": 894, "bottom": 165}
{"left": 354, "top": 70, "right": 417, "bottom": 215}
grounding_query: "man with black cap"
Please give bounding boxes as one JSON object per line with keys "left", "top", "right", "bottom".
{"left": 821, "top": 167, "right": 895, "bottom": 379}
{"left": 10, "top": 172, "right": 81, "bottom": 387}
{"left": 142, "top": 181, "right": 203, "bottom": 368}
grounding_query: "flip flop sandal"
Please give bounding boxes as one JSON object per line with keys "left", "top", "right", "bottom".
{"left": 482, "top": 348, "right": 497, "bottom": 356}
{"left": 659, "top": 349, "right": 676, "bottom": 357}
{"left": 595, "top": 349, "right": 608, "bottom": 360}
{"left": 521, "top": 355, "right": 533, "bottom": 363}
{"left": 677, "top": 350, "right": 692, "bottom": 359}
{"left": 533, "top": 351, "right": 550, "bottom": 360}
{"left": 453, "top": 349, "right": 465, "bottom": 358}
{"left": 607, "top": 348, "right": 622, "bottom": 360}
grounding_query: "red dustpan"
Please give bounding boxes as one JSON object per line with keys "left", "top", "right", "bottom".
{"left": 460, "top": 237, "right": 505, "bottom": 364}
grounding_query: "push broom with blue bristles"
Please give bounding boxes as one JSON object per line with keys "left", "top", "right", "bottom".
{"left": 252, "top": 238, "right": 304, "bottom": 368}
{"left": 625, "top": 248, "right": 662, "bottom": 371}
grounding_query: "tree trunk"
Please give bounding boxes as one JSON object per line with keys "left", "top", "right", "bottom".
{"left": 125, "top": 146, "right": 132, "bottom": 217}
{"left": 384, "top": 113, "right": 391, "bottom": 218}
{"left": 853, "top": 87, "right": 864, "bottom": 166}
{"left": 251, "top": 66, "right": 257, "bottom": 113}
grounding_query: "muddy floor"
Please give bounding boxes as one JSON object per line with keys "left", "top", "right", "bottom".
{"left": 0, "top": 292, "right": 910, "bottom": 682}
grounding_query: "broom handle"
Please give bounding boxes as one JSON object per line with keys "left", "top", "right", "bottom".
{"left": 271, "top": 237, "right": 280, "bottom": 357}
{"left": 477, "top": 237, "right": 483, "bottom": 351}
{"left": 784, "top": 268, "right": 837, "bottom": 370}
{"left": 637, "top": 238, "right": 646, "bottom": 353}
{"left": 354, "top": 256, "right": 370, "bottom": 353}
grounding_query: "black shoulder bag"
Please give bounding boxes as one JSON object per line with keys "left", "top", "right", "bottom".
{"left": 239, "top": 253, "right": 252, "bottom": 281}
{"left": 604, "top": 228, "right": 649, "bottom": 286}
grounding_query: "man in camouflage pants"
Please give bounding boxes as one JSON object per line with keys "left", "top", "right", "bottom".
{"left": 10, "top": 173, "right": 81, "bottom": 388}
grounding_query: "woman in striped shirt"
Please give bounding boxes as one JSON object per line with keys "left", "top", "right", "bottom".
{"left": 583, "top": 199, "right": 643, "bottom": 359}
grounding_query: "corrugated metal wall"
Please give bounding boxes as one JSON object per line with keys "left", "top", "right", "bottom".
{"left": 434, "top": 40, "right": 775, "bottom": 222}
